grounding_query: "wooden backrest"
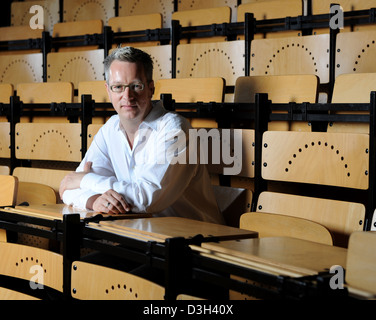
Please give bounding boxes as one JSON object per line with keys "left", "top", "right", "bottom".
{"left": 0, "top": 175, "right": 18, "bottom": 207}
{"left": 262, "top": 131, "right": 369, "bottom": 189}
{"left": 234, "top": 75, "right": 319, "bottom": 103}
{"left": 62, "top": 0, "right": 115, "bottom": 24}
{"left": 0, "top": 83, "right": 13, "bottom": 103}
{"left": 17, "top": 82, "right": 74, "bottom": 103}
{"left": 53, "top": 20, "right": 103, "bottom": 52}
{"left": 11, "top": 0, "right": 60, "bottom": 34}
{"left": 256, "top": 192, "right": 365, "bottom": 247}
{"left": 0, "top": 53, "right": 43, "bottom": 86}
{"left": 176, "top": 40, "right": 245, "bottom": 86}
{"left": 13, "top": 167, "right": 70, "bottom": 196}
{"left": 0, "top": 166, "right": 10, "bottom": 175}
{"left": 346, "top": 231, "right": 376, "bottom": 297}
{"left": 15, "top": 123, "right": 82, "bottom": 162}
{"left": 78, "top": 80, "right": 109, "bottom": 102}
{"left": 108, "top": 14, "right": 162, "bottom": 47}
{"left": 335, "top": 30, "right": 376, "bottom": 78}
{"left": 178, "top": 0, "right": 238, "bottom": 22}
{"left": 136, "top": 45, "right": 172, "bottom": 82}
{"left": 0, "top": 122, "right": 10, "bottom": 158}
{"left": 237, "top": 1, "right": 302, "bottom": 39}
{"left": 172, "top": 7, "right": 231, "bottom": 43}
{"left": 118, "top": 0, "right": 174, "bottom": 28}
{"left": 71, "top": 261, "right": 165, "bottom": 300}
{"left": 17, "top": 181, "right": 57, "bottom": 206}
{"left": 240, "top": 212, "right": 333, "bottom": 245}
{"left": 0, "top": 242, "right": 63, "bottom": 293}
{"left": 47, "top": 49, "right": 105, "bottom": 89}
{"left": 328, "top": 73, "right": 376, "bottom": 134}
{"left": 250, "top": 34, "right": 330, "bottom": 84}
{"left": 0, "top": 25, "right": 43, "bottom": 55}
{"left": 234, "top": 74, "right": 319, "bottom": 131}
{"left": 154, "top": 77, "right": 225, "bottom": 102}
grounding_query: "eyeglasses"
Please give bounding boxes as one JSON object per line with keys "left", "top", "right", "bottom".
{"left": 109, "top": 82, "right": 145, "bottom": 93}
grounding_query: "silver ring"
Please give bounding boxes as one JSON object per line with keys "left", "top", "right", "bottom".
{"left": 106, "top": 202, "right": 110, "bottom": 208}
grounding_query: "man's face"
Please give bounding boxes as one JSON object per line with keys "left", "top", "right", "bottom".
{"left": 105, "top": 60, "right": 154, "bottom": 125}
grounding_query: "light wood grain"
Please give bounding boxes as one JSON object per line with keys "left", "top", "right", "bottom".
{"left": 0, "top": 242, "right": 63, "bottom": 292}
{"left": 17, "top": 182, "right": 57, "bottom": 206}
{"left": 346, "top": 231, "right": 376, "bottom": 296}
{"left": 71, "top": 261, "right": 165, "bottom": 300}
{"left": 257, "top": 192, "right": 365, "bottom": 247}
{"left": 62, "top": 0, "right": 115, "bottom": 24}
{"left": 201, "top": 237, "right": 347, "bottom": 277}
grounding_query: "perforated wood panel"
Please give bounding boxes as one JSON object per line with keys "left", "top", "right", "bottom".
{"left": 47, "top": 49, "right": 105, "bottom": 89}
{"left": 176, "top": 40, "right": 245, "bottom": 86}
{"left": 63, "top": 0, "right": 115, "bottom": 24}
{"left": 262, "top": 131, "right": 369, "bottom": 189}
{"left": 335, "top": 30, "right": 376, "bottom": 78}
{"left": 0, "top": 122, "right": 10, "bottom": 158}
{"left": 0, "top": 242, "right": 63, "bottom": 292}
{"left": 119, "top": 0, "right": 174, "bottom": 28}
{"left": 137, "top": 45, "right": 172, "bottom": 81}
{"left": 15, "top": 123, "right": 82, "bottom": 162}
{"left": 71, "top": 261, "right": 165, "bottom": 300}
{"left": 250, "top": 34, "right": 330, "bottom": 84}
{"left": 0, "top": 53, "right": 43, "bottom": 86}
{"left": 11, "top": 0, "right": 60, "bottom": 34}
{"left": 87, "top": 124, "right": 102, "bottom": 148}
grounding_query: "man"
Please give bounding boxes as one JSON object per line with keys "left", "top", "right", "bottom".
{"left": 59, "top": 46, "right": 224, "bottom": 225}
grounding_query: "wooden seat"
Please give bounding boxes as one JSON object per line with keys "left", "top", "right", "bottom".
{"left": 13, "top": 167, "right": 71, "bottom": 198}
{"left": 154, "top": 77, "right": 225, "bottom": 128}
{"left": 237, "top": 1, "right": 303, "bottom": 39}
{"left": 0, "top": 53, "right": 43, "bottom": 86}
{"left": 240, "top": 212, "right": 333, "bottom": 245}
{"left": 17, "top": 82, "right": 74, "bottom": 123}
{"left": 17, "top": 182, "right": 57, "bottom": 206}
{"left": 52, "top": 20, "right": 103, "bottom": 52}
{"left": 249, "top": 34, "right": 330, "bottom": 86}
{"left": 0, "top": 175, "right": 18, "bottom": 242}
{"left": 327, "top": 73, "right": 376, "bottom": 134}
{"left": 118, "top": 0, "right": 174, "bottom": 28}
{"left": 0, "top": 242, "right": 63, "bottom": 299}
{"left": 10, "top": 0, "right": 60, "bottom": 34}
{"left": 62, "top": 0, "right": 115, "bottom": 25}
{"left": 108, "top": 14, "right": 162, "bottom": 48}
{"left": 0, "top": 26, "right": 43, "bottom": 55}
{"left": 172, "top": 6, "right": 231, "bottom": 43}
{"left": 176, "top": 40, "right": 245, "bottom": 87}
{"left": 0, "top": 122, "right": 10, "bottom": 159}
{"left": 256, "top": 131, "right": 368, "bottom": 247}
{"left": 136, "top": 45, "right": 172, "bottom": 82}
{"left": 71, "top": 261, "right": 165, "bottom": 300}
{"left": 47, "top": 49, "right": 105, "bottom": 89}
{"left": 15, "top": 123, "right": 82, "bottom": 162}
{"left": 346, "top": 231, "right": 376, "bottom": 299}
{"left": 234, "top": 74, "right": 319, "bottom": 131}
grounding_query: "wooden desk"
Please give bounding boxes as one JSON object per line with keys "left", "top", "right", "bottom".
{"left": 0, "top": 204, "right": 151, "bottom": 221}
{"left": 87, "top": 217, "right": 258, "bottom": 243}
{"left": 197, "top": 237, "right": 347, "bottom": 278}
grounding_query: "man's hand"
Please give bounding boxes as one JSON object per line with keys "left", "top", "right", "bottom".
{"left": 87, "top": 189, "right": 132, "bottom": 214}
{"left": 59, "top": 161, "right": 92, "bottom": 199}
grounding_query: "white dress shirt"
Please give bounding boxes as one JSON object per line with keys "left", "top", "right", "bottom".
{"left": 63, "top": 101, "right": 225, "bottom": 224}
